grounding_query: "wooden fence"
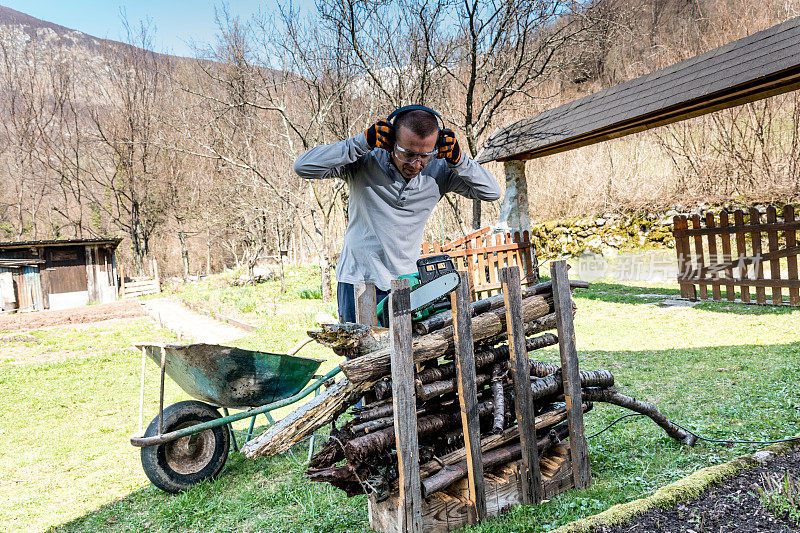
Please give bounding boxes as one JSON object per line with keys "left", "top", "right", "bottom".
{"left": 671, "top": 205, "right": 800, "bottom": 305}
{"left": 119, "top": 259, "right": 161, "bottom": 299}
{"left": 421, "top": 227, "right": 539, "bottom": 300}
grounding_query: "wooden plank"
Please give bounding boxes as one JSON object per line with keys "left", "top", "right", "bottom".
{"left": 675, "top": 218, "right": 800, "bottom": 237}
{"left": 498, "top": 233, "right": 510, "bottom": 273}
{"left": 706, "top": 212, "right": 722, "bottom": 301}
{"left": 123, "top": 280, "right": 159, "bottom": 289}
{"left": 673, "top": 216, "right": 693, "bottom": 299}
{"left": 465, "top": 257, "right": 477, "bottom": 303}
{"left": 370, "top": 445, "right": 574, "bottom": 533}
{"left": 719, "top": 211, "right": 735, "bottom": 301}
{"left": 550, "top": 260, "right": 591, "bottom": 489}
{"left": 439, "top": 242, "right": 533, "bottom": 258}
{"left": 486, "top": 236, "right": 500, "bottom": 297}
{"left": 450, "top": 270, "right": 487, "bottom": 524}
{"left": 476, "top": 238, "right": 488, "bottom": 298}
{"left": 683, "top": 278, "right": 800, "bottom": 289}
{"left": 691, "top": 215, "right": 707, "bottom": 300}
{"left": 766, "top": 206, "right": 782, "bottom": 305}
{"left": 389, "top": 278, "right": 423, "bottom": 533}
{"left": 749, "top": 208, "right": 767, "bottom": 304}
{"left": 524, "top": 230, "right": 540, "bottom": 283}
{"left": 501, "top": 266, "right": 542, "bottom": 504}
{"left": 355, "top": 283, "right": 379, "bottom": 326}
{"left": 785, "top": 205, "right": 800, "bottom": 306}
{"left": 734, "top": 210, "right": 750, "bottom": 303}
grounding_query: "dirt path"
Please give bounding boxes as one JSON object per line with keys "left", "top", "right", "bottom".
{"left": 141, "top": 298, "right": 250, "bottom": 343}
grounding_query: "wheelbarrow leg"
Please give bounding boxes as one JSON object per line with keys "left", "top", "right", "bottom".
{"left": 307, "top": 386, "right": 321, "bottom": 463}
{"left": 245, "top": 412, "right": 258, "bottom": 442}
{"left": 222, "top": 408, "right": 240, "bottom": 453}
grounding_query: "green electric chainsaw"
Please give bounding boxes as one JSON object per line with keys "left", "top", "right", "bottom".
{"left": 376, "top": 254, "right": 460, "bottom": 327}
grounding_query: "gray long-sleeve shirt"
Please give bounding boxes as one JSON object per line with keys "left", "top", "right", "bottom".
{"left": 293, "top": 132, "right": 501, "bottom": 291}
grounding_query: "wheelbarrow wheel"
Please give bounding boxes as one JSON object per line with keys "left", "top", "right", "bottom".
{"left": 141, "top": 400, "right": 230, "bottom": 493}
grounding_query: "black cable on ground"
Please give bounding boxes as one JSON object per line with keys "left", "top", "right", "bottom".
{"left": 587, "top": 412, "right": 800, "bottom": 446}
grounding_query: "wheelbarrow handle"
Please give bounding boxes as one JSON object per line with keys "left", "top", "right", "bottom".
{"left": 131, "top": 364, "right": 342, "bottom": 447}
{"left": 288, "top": 337, "right": 314, "bottom": 356}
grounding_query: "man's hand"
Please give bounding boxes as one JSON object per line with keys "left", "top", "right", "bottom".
{"left": 437, "top": 128, "right": 462, "bottom": 165}
{"left": 365, "top": 120, "right": 394, "bottom": 150}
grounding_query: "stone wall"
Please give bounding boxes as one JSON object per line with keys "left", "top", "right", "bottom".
{"left": 529, "top": 203, "right": 800, "bottom": 260}
{"left": 529, "top": 213, "right": 675, "bottom": 260}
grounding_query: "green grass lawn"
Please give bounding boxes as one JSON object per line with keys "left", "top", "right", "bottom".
{"left": 2, "top": 268, "right": 799, "bottom": 532}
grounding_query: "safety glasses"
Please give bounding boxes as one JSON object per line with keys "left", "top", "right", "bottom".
{"left": 394, "top": 144, "right": 437, "bottom": 165}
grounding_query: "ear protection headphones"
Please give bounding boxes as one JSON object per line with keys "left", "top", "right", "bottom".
{"left": 387, "top": 104, "right": 445, "bottom": 129}
{"left": 386, "top": 105, "right": 447, "bottom": 150}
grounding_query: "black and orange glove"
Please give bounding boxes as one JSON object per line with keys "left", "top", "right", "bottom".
{"left": 365, "top": 119, "right": 394, "bottom": 150}
{"left": 437, "top": 128, "right": 462, "bottom": 165}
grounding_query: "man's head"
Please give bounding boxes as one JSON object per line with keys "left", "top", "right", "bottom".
{"left": 391, "top": 109, "right": 440, "bottom": 180}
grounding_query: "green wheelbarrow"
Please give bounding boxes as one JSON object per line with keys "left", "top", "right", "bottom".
{"left": 130, "top": 340, "right": 340, "bottom": 493}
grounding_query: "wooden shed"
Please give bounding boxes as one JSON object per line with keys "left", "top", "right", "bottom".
{"left": 0, "top": 238, "right": 122, "bottom": 312}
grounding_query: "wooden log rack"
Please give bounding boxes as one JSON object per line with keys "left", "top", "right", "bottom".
{"left": 362, "top": 260, "right": 591, "bottom": 532}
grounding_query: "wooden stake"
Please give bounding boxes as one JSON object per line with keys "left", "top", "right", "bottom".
{"left": 550, "top": 260, "right": 591, "bottom": 489}
{"left": 501, "top": 266, "right": 542, "bottom": 504}
{"left": 355, "top": 283, "right": 379, "bottom": 326}
{"left": 719, "top": 211, "right": 735, "bottom": 302}
{"left": 749, "top": 208, "right": 767, "bottom": 304}
{"left": 389, "top": 278, "right": 423, "bottom": 533}
{"left": 691, "top": 214, "right": 708, "bottom": 300}
{"left": 450, "top": 271, "right": 487, "bottom": 524}
{"left": 785, "top": 205, "right": 800, "bottom": 306}
{"left": 734, "top": 210, "right": 750, "bottom": 303}
{"left": 766, "top": 206, "right": 782, "bottom": 305}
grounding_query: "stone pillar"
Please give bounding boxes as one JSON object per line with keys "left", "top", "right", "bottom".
{"left": 493, "top": 159, "right": 530, "bottom": 234}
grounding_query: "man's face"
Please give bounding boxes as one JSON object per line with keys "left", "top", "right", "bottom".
{"left": 391, "top": 125, "right": 438, "bottom": 180}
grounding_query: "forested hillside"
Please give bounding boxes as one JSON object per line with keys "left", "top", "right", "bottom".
{"left": 0, "top": 0, "right": 798, "bottom": 282}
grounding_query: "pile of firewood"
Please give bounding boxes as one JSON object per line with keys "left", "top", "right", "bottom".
{"left": 240, "top": 279, "right": 696, "bottom": 500}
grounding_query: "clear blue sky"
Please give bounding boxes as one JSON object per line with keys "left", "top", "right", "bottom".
{"left": 1, "top": 1, "right": 315, "bottom": 57}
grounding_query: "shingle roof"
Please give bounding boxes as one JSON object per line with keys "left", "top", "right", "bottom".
{"left": 477, "top": 17, "right": 800, "bottom": 163}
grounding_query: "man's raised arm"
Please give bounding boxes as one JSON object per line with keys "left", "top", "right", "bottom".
{"left": 437, "top": 128, "right": 502, "bottom": 201}
{"left": 292, "top": 133, "right": 370, "bottom": 180}
{"left": 444, "top": 155, "right": 502, "bottom": 201}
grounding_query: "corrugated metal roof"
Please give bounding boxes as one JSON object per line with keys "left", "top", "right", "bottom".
{"left": 0, "top": 238, "right": 122, "bottom": 250}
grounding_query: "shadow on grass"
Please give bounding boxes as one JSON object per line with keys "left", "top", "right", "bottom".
{"left": 574, "top": 281, "right": 798, "bottom": 315}
{"left": 50, "top": 444, "right": 369, "bottom": 533}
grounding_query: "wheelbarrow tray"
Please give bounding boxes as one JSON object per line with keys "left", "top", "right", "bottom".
{"left": 136, "top": 343, "right": 324, "bottom": 408}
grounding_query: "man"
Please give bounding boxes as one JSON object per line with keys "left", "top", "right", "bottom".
{"left": 293, "top": 106, "right": 501, "bottom": 323}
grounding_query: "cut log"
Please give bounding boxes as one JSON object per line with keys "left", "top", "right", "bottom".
{"left": 416, "top": 333, "right": 557, "bottom": 386}
{"left": 341, "top": 294, "right": 553, "bottom": 383}
{"left": 530, "top": 370, "right": 615, "bottom": 401}
{"left": 343, "top": 401, "right": 495, "bottom": 464}
{"left": 241, "top": 376, "right": 375, "bottom": 457}
{"left": 306, "top": 463, "right": 371, "bottom": 497}
{"left": 490, "top": 364, "right": 506, "bottom": 434}
{"left": 307, "top": 323, "right": 390, "bottom": 359}
{"left": 307, "top": 425, "right": 357, "bottom": 469}
{"left": 395, "top": 403, "right": 592, "bottom": 491}
{"left": 581, "top": 387, "right": 698, "bottom": 445}
{"left": 421, "top": 423, "right": 570, "bottom": 497}
{"left": 418, "top": 371, "right": 493, "bottom": 402}
{"left": 352, "top": 401, "right": 394, "bottom": 422}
